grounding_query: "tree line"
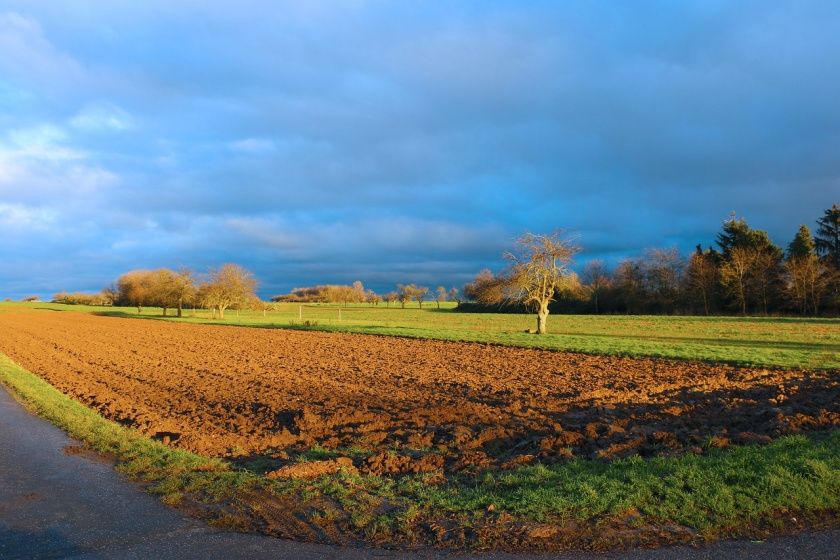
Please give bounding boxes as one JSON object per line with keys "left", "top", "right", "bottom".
{"left": 51, "top": 267, "right": 463, "bottom": 315}
{"left": 114, "top": 264, "right": 259, "bottom": 319}
{"left": 466, "top": 204, "right": 840, "bottom": 317}
{"left": 272, "top": 282, "right": 460, "bottom": 309}
{"left": 50, "top": 264, "right": 260, "bottom": 319}
{"left": 44, "top": 203, "right": 838, "bottom": 321}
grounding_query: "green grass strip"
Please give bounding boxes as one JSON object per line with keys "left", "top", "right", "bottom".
{"left": 403, "top": 436, "right": 840, "bottom": 533}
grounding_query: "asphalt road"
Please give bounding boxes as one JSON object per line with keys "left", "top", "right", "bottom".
{"left": 1, "top": 385, "right": 837, "bottom": 559}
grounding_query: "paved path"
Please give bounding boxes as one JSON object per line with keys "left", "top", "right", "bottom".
{"left": 1, "top": 386, "right": 838, "bottom": 559}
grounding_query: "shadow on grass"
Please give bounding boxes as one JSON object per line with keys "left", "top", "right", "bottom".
{"left": 94, "top": 310, "right": 193, "bottom": 320}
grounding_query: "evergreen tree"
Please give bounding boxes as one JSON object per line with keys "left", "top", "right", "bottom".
{"left": 717, "top": 214, "right": 781, "bottom": 257}
{"left": 716, "top": 214, "right": 783, "bottom": 313}
{"left": 716, "top": 214, "right": 754, "bottom": 258}
{"left": 787, "top": 225, "right": 816, "bottom": 259}
{"left": 814, "top": 203, "right": 840, "bottom": 268}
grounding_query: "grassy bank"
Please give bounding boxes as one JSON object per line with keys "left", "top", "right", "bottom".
{"left": 2, "top": 353, "right": 838, "bottom": 550}
{"left": 4, "top": 301, "right": 838, "bottom": 369}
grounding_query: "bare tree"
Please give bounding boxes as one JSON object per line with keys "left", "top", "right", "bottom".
{"left": 116, "top": 269, "right": 154, "bottom": 313}
{"left": 366, "top": 291, "right": 382, "bottom": 306}
{"left": 503, "top": 232, "right": 580, "bottom": 334}
{"left": 435, "top": 286, "right": 447, "bottom": 309}
{"left": 128, "top": 268, "right": 196, "bottom": 317}
{"left": 384, "top": 291, "right": 398, "bottom": 307}
{"left": 581, "top": 260, "right": 610, "bottom": 313}
{"left": 396, "top": 284, "right": 413, "bottom": 309}
{"left": 415, "top": 285, "right": 429, "bottom": 308}
{"left": 102, "top": 284, "right": 119, "bottom": 305}
{"left": 274, "top": 282, "right": 367, "bottom": 304}
{"left": 346, "top": 280, "right": 366, "bottom": 306}
{"left": 248, "top": 296, "right": 277, "bottom": 317}
{"left": 643, "top": 247, "right": 685, "bottom": 311}
{"left": 686, "top": 247, "right": 718, "bottom": 315}
{"left": 785, "top": 256, "right": 822, "bottom": 315}
{"left": 149, "top": 269, "right": 177, "bottom": 316}
{"left": 396, "top": 284, "right": 426, "bottom": 309}
{"left": 614, "top": 259, "right": 644, "bottom": 313}
{"left": 751, "top": 249, "right": 779, "bottom": 315}
{"left": 720, "top": 247, "right": 756, "bottom": 315}
{"left": 448, "top": 287, "right": 460, "bottom": 306}
{"left": 201, "top": 264, "right": 258, "bottom": 319}
{"left": 170, "top": 268, "right": 196, "bottom": 317}
{"left": 785, "top": 226, "right": 827, "bottom": 315}
{"left": 464, "top": 269, "right": 506, "bottom": 304}
{"left": 53, "top": 291, "right": 113, "bottom": 306}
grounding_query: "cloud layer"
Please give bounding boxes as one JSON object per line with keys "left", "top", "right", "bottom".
{"left": 1, "top": 1, "right": 838, "bottom": 298}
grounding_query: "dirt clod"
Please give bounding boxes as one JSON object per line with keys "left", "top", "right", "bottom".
{"left": 266, "top": 458, "right": 357, "bottom": 480}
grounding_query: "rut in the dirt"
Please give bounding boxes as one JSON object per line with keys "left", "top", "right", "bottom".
{"left": 0, "top": 309, "right": 837, "bottom": 476}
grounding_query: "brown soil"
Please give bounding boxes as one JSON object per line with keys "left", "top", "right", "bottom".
{"left": 0, "top": 309, "right": 838, "bottom": 475}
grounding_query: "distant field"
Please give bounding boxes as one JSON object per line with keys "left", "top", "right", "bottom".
{"left": 3, "top": 301, "right": 838, "bottom": 369}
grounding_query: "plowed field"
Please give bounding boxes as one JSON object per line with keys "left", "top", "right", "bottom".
{"left": 0, "top": 309, "right": 837, "bottom": 476}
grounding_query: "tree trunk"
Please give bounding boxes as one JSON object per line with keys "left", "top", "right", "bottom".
{"left": 177, "top": 302, "right": 183, "bottom": 317}
{"left": 162, "top": 307, "right": 167, "bottom": 317}
{"left": 536, "top": 303, "right": 549, "bottom": 334}
{"left": 812, "top": 283, "right": 820, "bottom": 315}
{"left": 218, "top": 306, "right": 225, "bottom": 320}
{"left": 736, "top": 278, "right": 746, "bottom": 315}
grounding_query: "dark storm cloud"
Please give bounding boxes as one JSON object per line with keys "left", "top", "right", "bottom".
{"left": 0, "top": 1, "right": 838, "bottom": 298}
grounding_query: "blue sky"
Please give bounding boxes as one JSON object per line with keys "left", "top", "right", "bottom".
{"left": 1, "top": 1, "right": 838, "bottom": 298}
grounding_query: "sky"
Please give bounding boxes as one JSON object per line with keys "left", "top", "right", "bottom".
{"left": 1, "top": 1, "right": 838, "bottom": 299}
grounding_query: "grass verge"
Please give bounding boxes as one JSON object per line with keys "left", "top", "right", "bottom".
{"left": 1, "top": 353, "right": 838, "bottom": 550}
